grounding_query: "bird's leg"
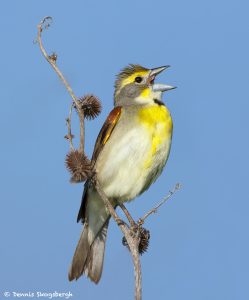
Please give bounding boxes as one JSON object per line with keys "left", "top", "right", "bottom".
{"left": 118, "top": 202, "right": 137, "bottom": 227}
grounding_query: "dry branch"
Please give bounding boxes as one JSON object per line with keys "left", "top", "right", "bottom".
{"left": 36, "top": 16, "right": 180, "bottom": 300}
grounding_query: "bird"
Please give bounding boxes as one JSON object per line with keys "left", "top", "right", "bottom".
{"left": 68, "top": 64, "right": 176, "bottom": 283}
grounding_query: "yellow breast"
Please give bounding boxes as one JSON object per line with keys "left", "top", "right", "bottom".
{"left": 138, "top": 104, "right": 173, "bottom": 168}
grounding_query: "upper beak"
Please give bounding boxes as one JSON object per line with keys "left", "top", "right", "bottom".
{"left": 149, "top": 65, "right": 176, "bottom": 92}
{"left": 150, "top": 65, "right": 170, "bottom": 77}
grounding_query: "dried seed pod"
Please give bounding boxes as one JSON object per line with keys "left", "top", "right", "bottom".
{"left": 122, "top": 226, "right": 150, "bottom": 255}
{"left": 65, "top": 150, "right": 92, "bottom": 183}
{"left": 77, "top": 95, "right": 102, "bottom": 120}
{"left": 138, "top": 227, "right": 150, "bottom": 254}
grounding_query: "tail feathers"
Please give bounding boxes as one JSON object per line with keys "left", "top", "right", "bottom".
{"left": 68, "top": 221, "right": 109, "bottom": 283}
{"left": 68, "top": 224, "right": 90, "bottom": 281}
{"left": 84, "top": 221, "right": 109, "bottom": 283}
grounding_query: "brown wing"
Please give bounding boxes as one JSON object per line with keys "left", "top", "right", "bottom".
{"left": 91, "top": 106, "right": 122, "bottom": 165}
{"left": 77, "top": 106, "right": 122, "bottom": 223}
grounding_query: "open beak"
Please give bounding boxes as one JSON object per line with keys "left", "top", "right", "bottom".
{"left": 149, "top": 65, "right": 176, "bottom": 92}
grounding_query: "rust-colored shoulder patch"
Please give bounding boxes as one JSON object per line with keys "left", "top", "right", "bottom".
{"left": 102, "top": 106, "right": 122, "bottom": 144}
{"left": 91, "top": 106, "right": 122, "bottom": 164}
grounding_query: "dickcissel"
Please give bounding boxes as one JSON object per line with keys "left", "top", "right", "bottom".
{"left": 68, "top": 64, "right": 176, "bottom": 283}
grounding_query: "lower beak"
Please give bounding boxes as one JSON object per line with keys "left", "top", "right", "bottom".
{"left": 152, "top": 84, "right": 176, "bottom": 92}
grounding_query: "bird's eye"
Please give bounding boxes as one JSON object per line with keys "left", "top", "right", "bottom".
{"left": 135, "top": 76, "right": 143, "bottom": 83}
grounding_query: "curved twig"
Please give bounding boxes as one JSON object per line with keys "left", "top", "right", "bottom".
{"left": 37, "top": 17, "right": 85, "bottom": 153}
{"left": 118, "top": 202, "right": 137, "bottom": 227}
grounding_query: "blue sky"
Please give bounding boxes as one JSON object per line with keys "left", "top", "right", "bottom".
{"left": 1, "top": 0, "right": 249, "bottom": 299}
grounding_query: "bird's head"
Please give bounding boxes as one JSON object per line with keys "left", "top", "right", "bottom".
{"left": 114, "top": 64, "right": 175, "bottom": 106}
